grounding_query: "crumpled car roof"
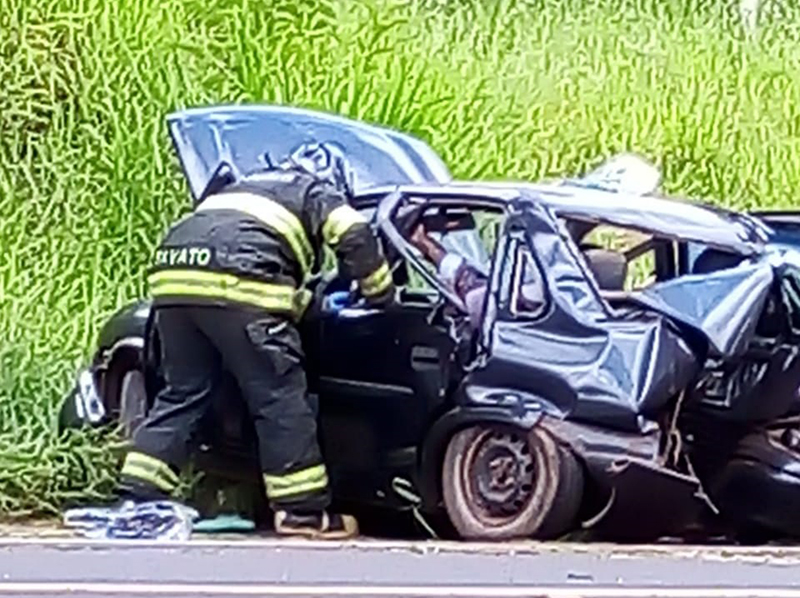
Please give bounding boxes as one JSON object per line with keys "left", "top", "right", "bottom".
{"left": 389, "top": 181, "right": 773, "bottom": 256}
{"left": 528, "top": 183, "right": 772, "bottom": 253}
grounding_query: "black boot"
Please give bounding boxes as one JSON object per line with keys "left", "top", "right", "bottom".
{"left": 274, "top": 509, "right": 359, "bottom": 539}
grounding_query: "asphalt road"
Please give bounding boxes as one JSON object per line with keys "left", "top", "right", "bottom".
{"left": 3, "top": 537, "right": 800, "bottom": 597}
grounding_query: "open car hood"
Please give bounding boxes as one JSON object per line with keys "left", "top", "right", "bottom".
{"left": 166, "top": 104, "right": 452, "bottom": 203}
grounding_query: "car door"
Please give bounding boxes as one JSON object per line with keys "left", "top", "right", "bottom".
{"left": 313, "top": 286, "right": 456, "bottom": 508}
{"left": 310, "top": 189, "right": 507, "bottom": 508}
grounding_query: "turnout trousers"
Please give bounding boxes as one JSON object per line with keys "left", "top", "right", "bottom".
{"left": 120, "top": 304, "right": 330, "bottom": 512}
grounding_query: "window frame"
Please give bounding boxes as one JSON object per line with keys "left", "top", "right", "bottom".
{"left": 508, "top": 237, "right": 550, "bottom": 321}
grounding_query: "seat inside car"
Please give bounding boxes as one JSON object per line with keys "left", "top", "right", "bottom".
{"left": 692, "top": 247, "right": 745, "bottom": 274}
{"left": 581, "top": 244, "right": 628, "bottom": 291}
{"left": 564, "top": 218, "right": 628, "bottom": 291}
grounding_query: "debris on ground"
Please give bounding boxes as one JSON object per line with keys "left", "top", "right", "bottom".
{"left": 63, "top": 500, "right": 198, "bottom": 541}
{"left": 193, "top": 513, "right": 255, "bottom": 533}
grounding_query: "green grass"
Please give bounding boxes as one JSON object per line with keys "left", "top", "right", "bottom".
{"left": 2, "top": 0, "right": 800, "bottom": 516}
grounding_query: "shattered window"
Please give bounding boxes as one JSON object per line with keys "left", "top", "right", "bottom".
{"left": 511, "top": 246, "right": 547, "bottom": 318}
{"left": 403, "top": 202, "right": 505, "bottom": 294}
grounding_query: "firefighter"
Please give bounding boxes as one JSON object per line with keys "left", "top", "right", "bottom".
{"left": 118, "top": 142, "right": 395, "bottom": 539}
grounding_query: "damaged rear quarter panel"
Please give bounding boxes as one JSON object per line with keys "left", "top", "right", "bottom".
{"left": 687, "top": 250, "right": 800, "bottom": 423}
{"left": 634, "top": 260, "right": 775, "bottom": 358}
{"left": 470, "top": 198, "right": 699, "bottom": 434}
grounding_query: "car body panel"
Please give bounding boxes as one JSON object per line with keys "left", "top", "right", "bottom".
{"left": 632, "top": 260, "right": 775, "bottom": 357}
{"left": 95, "top": 300, "right": 151, "bottom": 354}
{"left": 462, "top": 197, "right": 699, "bottom": 432}
{"left": 753, "top": 210, "right": 800, "bottom": 247}
{"left": 312, "top": 301, "right": 459, "bottom": 507}
{"left": 166, "top": 104, "right": 451, "bottom": 202}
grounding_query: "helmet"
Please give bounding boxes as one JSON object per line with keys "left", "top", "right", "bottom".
{"left": 281, "top": 142, "right": 355, "bottom": 198}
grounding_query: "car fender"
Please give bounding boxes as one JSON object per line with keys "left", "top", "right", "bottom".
{"left": 416, "top": 380, "right": 664, "bottom": 514}
{"left": 95, "top": 300, "right": 152, "bottom": 360}
{"left": 94, "top": 300, "right": 153, "bottom": 401}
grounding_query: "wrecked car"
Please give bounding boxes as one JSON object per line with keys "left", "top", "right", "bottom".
{"left": 60, "top": 104, "right": 800, "bottom": 542}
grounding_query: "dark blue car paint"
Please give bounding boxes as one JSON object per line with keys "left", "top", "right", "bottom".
{"left": 473, "top": 207, "right": 699, "bottom": 430}
{"left": 166, "top": 104, "right": 451, "bottom": 202}
{"left": 95, "top": 301, "right": 151, "bottom": 354}
{"left": 61, "top": 105, "right": 800, "bottom": 540}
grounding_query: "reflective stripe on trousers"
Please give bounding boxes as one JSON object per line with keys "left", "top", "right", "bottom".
{"left": 263, "top": 464, "right": 329, "bottom": 499}
{"left": 121, "top": 451, "right": 180, "bottom": 494}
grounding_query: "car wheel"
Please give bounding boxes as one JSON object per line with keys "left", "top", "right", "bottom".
{"left": 442, "top": 425, "right": 583, "bottom": 540}
{"left": 118, "top": 370, "right": 148, "bottom": 439}
{"left": 57, "top": 384, "right": 83, "bottom": 433}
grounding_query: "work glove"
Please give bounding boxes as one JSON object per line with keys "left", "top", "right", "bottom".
{"left": 321, "top": 290, "right": 352, "bottom": 314}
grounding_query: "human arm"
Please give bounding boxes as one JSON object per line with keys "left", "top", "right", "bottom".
{"left": 308, "top": 181, "right": 395, "bottom": 306}
{"left": 409, "top": 222, "right": 487, "bottom": 299}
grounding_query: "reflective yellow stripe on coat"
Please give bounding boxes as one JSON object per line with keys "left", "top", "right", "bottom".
{"left": 359, "top": 262, "right": 393, "bottom": 298}
{"left": 196, "top": 192, "right": 314, "bottom": 280}
{"left": 263, "top": 464, "right": 329, "bottom": 499}
{"left": 148, "top": 269, "right": 311, "bottom": 319}
{"left": 322, "top": 204, "right": 368, "bottom": 247}
{"left": 120, "top": 451, "right": 180, "bottom": 494}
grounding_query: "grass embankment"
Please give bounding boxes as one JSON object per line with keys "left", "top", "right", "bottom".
{"left": 1, "top": 0, "right": 799, "bottom": 517}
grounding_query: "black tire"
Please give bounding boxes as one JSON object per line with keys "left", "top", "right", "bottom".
{"left": 442, "top": 425, "right": 583, "bottom": 541}
{"left": 57, "top": 385, "right": 83, "bottom": 433}
{"left": 118, "top": 369, "right": 149, "bottom": 439}
{"left": 536, "top": 444, "right": 584, "bottom": 539}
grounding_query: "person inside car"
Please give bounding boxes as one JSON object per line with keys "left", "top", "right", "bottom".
{"left": 410, "top": 217, "right": 628, "bottom": 326}
{"left": 409, "top": 221, "right": 490, "bottom": 328}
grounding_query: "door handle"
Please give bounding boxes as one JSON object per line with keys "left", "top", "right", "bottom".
{"left": 411, "top": 345, "right": 439, "bottom": 370}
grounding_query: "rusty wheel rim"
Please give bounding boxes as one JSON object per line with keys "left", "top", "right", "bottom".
{"left": 463, "top": 428, "right": 537, "bottom": 522}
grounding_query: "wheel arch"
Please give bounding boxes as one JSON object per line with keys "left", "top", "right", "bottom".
{"left": 96, "top": 300, "right": 152, "bottom": 351}
{"left": 98, "top": 340, "right": 146, "bottom": 417}
{"left": 86, "top": 299, "right": 153, "bottom": 423}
